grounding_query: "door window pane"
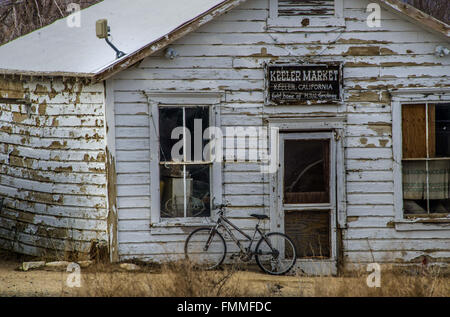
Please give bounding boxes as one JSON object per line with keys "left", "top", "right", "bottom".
{"left": 284, "top": 210, "right": 330, "bottom": 258}
{"left": 283, "top": 139, "right": 330, "bottom": 204}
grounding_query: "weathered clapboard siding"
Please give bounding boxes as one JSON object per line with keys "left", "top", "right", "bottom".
{"left": 278, "top": 0, "right": 335, "bottom": 16}
{"left": 112, "top": 0, "right": 450, "bottom": 267}
{"left": 0, "top": 78, "right": 108, "bottom": 258}
{"left": 342, "top": 0, "right": 450, "bottom": 266}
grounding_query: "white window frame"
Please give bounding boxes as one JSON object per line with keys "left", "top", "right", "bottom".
{"left": 146, "top": 92, "right": 223, "bottom": 227}
{"left": 392, "top": 88, "right": 450, "bottom": 229}
{"left": 268, "top": 0, "right": 344, "bottom": 28}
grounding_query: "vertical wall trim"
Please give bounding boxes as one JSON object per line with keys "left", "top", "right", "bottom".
{"left": 104, "top": 79, "right": 119, "bottom": 262}
{"left": 392, "top": 99, "right": 403, "bottom": 221}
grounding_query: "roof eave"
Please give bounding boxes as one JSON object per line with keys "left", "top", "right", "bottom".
{"left": 0, "top": 68, "right": 95, "bottom": 82}
{"left": 91, "top": 0, "right": 248, "bottom": 83}
{"left": 376, "top": 0, "right": 450, "bottom": 41}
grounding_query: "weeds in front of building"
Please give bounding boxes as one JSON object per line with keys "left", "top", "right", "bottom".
{"left": 70, "top": 260, "right": 449, "bottom": 297}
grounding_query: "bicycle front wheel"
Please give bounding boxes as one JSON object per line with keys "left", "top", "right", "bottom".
{"left": 184, "top": 227, "right": 226, "bottom": 270}
{"left": 255, "top": 232, "right": 297, "bottom": 275}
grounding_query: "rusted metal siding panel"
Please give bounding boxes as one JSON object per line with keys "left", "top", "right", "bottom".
{"left": 111, "top": 0, "right": 450, "bottom": 267}
{"left": 0, "top": 78, "right": 108, "bottom": 258}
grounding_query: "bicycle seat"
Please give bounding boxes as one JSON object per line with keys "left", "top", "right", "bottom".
{"left": 250, "top": 214, "right": 269, "bottom": 220}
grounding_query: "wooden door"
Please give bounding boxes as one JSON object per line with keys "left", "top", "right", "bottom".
{"left": 278, "top": 133, "right": 336, "bottom": 261}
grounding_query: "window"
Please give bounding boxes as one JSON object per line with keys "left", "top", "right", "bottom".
{"left": 269, "top": 0, "right": 344, "bottom": 27}
{"left": 159, "top": 106, "right": 211, "bottom": 218}
{"left": 147, "top": 92, "right": 223, "bottom": 226}
{"left": 401, "top": 103, "right": 450, "bottom": 216}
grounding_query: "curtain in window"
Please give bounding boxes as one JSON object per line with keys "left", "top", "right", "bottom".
{"left": 403, "top": 160, "right": 450, "bottom": 200}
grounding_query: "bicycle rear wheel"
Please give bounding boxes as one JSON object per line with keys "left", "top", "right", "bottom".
{"left": 184, "top": 227, "right": 226, "bottom": 270}
{"left": 255, "top": 232, "right": 297, "bottom": 275}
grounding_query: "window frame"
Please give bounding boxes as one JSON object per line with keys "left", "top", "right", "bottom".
{"left": 392, "top": 88, "right": 450, "bottom": 226}
{"left": 268, "top": 0, "right": 344, "bottom": 28}
{"left": 146, "top": 92, "right": 223, "bottom": 227}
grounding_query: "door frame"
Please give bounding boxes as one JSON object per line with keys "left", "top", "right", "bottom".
{"left": 266, "top": 117, "right": 346, "bottom": 275}
{"left": 279, "top": 132, "right": 337, "bottom": 273}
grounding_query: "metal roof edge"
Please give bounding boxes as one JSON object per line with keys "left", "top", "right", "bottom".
{"left": 91, "top": 0, "right": 248, "bottom": 83}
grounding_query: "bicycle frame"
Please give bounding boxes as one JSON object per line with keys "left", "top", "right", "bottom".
{"left": 211, "top": 212, "right": 268, "bottom": 255}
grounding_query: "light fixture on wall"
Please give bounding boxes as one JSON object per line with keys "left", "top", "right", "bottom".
{"left": 96, "top": 19, "right": 126, "bottom": 59}
{"left": 164, "top": 47, "right": 179, "bottom": 60}
{"left": 435, "top": 45, "right": 450, "bottom": 57}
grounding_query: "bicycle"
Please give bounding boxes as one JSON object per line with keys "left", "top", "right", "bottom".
{"left": 184, "top": 204, "right": 297, "bottom": 275}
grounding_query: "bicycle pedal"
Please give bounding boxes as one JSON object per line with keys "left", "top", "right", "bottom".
{"left": 229, "top": 253, "right": 239, "bottom": 260}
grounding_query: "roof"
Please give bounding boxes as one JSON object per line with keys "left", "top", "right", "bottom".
{"left": 0, "top": 0, "right": 448, "bottom": 83}
{"left": 377, "top": 0, "right": 449, "bottom": 38}
{"left": 0, "top": 0, "right": 246, "bottom": 81}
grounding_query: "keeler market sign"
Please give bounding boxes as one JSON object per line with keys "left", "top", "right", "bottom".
{"left": 265, "top": 63, "right": 342, "bottom": 105}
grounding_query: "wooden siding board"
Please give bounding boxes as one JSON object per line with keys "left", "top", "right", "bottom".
{"left": 0, "top": 78, "right": 108, "bottom": 258}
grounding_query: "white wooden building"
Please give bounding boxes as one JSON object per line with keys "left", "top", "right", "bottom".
{"left": 0, "top": 0, "right": 449, "bottom": 274}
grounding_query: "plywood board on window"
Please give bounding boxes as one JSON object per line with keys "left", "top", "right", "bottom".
{"left": 402, "top": 103, "right": 435, "bottom": 159}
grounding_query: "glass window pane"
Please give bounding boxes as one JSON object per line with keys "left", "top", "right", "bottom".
{"left": 160, "top": 164, "right": 185, "bottom": 218}
{"left": 185, "top": 107, "right": 209, "bottom": 162}
{"left": 159, "top": 164, "right": 210, "bottom": 218}
{"left": 283, "top": 139, "right": 329, "bottom": 204}
{"left": 159, "top": 108, "right": 183, "bottom": 162}
{"left": 186, "top": 164, "right": 210, "bottom": 217}
{"left": 435, "top": 103, "right": 450, "bottom": 157}
{"left": 428, "top": 160, "right": 450, "bottom": 213}
{"left": 403, "top": 160, "right": 450, "bottom": 214}
{"left": 403, "top": 160, "right": 427, "bottom": 214}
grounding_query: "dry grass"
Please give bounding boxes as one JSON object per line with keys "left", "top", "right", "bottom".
{"left": 72, "top": 260, "right": 450, "bottom": 297}
{"left": 308, "top": 265, "right": 450, "bottom": 297}
{"left": 75, "top": 260, "right": 253, "bottom": 297}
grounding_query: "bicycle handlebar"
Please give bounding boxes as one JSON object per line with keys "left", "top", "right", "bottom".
{"left": 213, "top": 203, "right": 229, "bottom": 213}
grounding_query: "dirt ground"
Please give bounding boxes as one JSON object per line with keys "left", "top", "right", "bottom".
{"left": 0, "top": 251, "right": 448, "bottom": 297}
{"left": 0, "top": 254, "right": 304, "bottom": 297}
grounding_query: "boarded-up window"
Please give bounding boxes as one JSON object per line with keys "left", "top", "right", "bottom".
{"left": 402, "top": 103, "right": 450, "bottom": 215}
{"left": 278, "top": 0, "right": 335, "bottom": 16}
